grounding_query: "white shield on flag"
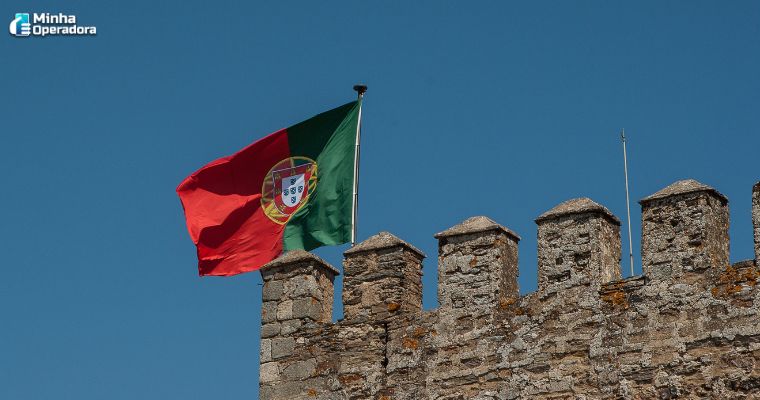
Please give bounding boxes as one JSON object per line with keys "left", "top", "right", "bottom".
{"left": 281, "top": 173, "right": 306, "bottom": 208}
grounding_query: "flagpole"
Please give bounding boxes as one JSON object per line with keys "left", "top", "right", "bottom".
{"left": 621, "top": 129, "right": 635, "bottom": 277}
{"left": 351, "top": 84, "right": 367, "bottom": 246}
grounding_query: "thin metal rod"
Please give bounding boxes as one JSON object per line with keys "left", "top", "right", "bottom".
{"left": 621, "top": 129, "right": 635, "bottom": 276}
{"left": 351, "top": 85, "right": 366, "bottom": 246}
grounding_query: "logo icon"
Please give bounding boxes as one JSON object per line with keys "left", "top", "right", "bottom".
{"left": 9, "top": 13, "right": 30, "bottom": 37}
{"left": 261, "top": 157, "right": 318, "bottom": 224}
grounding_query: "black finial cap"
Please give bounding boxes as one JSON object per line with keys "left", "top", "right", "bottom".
{"left": 353, "top": 84, "right": 367, "bottom": 95}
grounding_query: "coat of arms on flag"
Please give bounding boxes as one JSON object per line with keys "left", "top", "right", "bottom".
{"left": 261, "top": 157, "right": 318, "bottom": 224}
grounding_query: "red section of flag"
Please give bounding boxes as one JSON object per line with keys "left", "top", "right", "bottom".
{"left": 177, "top": 129, "right": 290, "bottom": 276}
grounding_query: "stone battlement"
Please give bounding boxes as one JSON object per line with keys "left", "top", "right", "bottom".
{"left": 259, "top": 179, "right": 760, "bottom": 399}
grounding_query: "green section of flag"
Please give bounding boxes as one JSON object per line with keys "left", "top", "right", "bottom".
{"left": 282, "top": 101, "right": 360, "bottom": 251}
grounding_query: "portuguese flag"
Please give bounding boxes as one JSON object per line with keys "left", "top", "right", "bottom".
{"left": 177, "top": 101, "right": 361, "bottom": 276}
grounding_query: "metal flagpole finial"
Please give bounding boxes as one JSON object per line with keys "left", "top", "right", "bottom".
{"left": 353, "top": 84, "right": 367, "bottom": 97}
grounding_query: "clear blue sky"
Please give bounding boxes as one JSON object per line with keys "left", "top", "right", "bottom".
{"left": 2, "top": 1, "right": 758, "bottom": 398}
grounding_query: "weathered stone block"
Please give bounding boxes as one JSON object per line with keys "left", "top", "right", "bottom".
{"left": 288, "top": 275, "right": 321, "bottom": 298}
{"left": 262, "top": 301, "right": 277, "bottom": 324}
{"left": 262, "top": 280, "right": 283, "bottom": 301}
{"left": 261, "top": 322, "right": 280, "bottom": 338}
{"left": 260, "top": 362, "right": 279, "bottom": 383}
{"left": 292, "top": 297, "right": 322, "bottom": 321}
{"left": 260, "top": 250, "right": 339, "bottom": 325}
{"left": 535, "top": 197, "right": 622, "bottom": 294}
{"left": 276, "top": 299, "right": 293, "bottom": 321}
{"left": 271, "top": 337, "right": 295, "bottom": 360}
{"left": 282, "top": 359, "right": 317, "bottom": 380}
{"left": 343, "top": 232, "right": 424, "bottom": 322}
{"left": 640, "top": 179, "right": 729, "bottom": 284}
{"left": 435, "top": 216, "right": 520, "bottom": 315}
{"left": 260, "top": 338, "right": 272, "bottom": 363}
{"left": 280, "top": 319, "right": 301, "bottom": 336}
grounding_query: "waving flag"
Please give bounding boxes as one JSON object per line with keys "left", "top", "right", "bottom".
{"left": 177, "top": 101, "right": 361, "bottom": 276}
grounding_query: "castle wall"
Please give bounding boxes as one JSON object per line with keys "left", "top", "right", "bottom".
{"left": 258, "top": 179, "right": 760, "bottom": 399}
